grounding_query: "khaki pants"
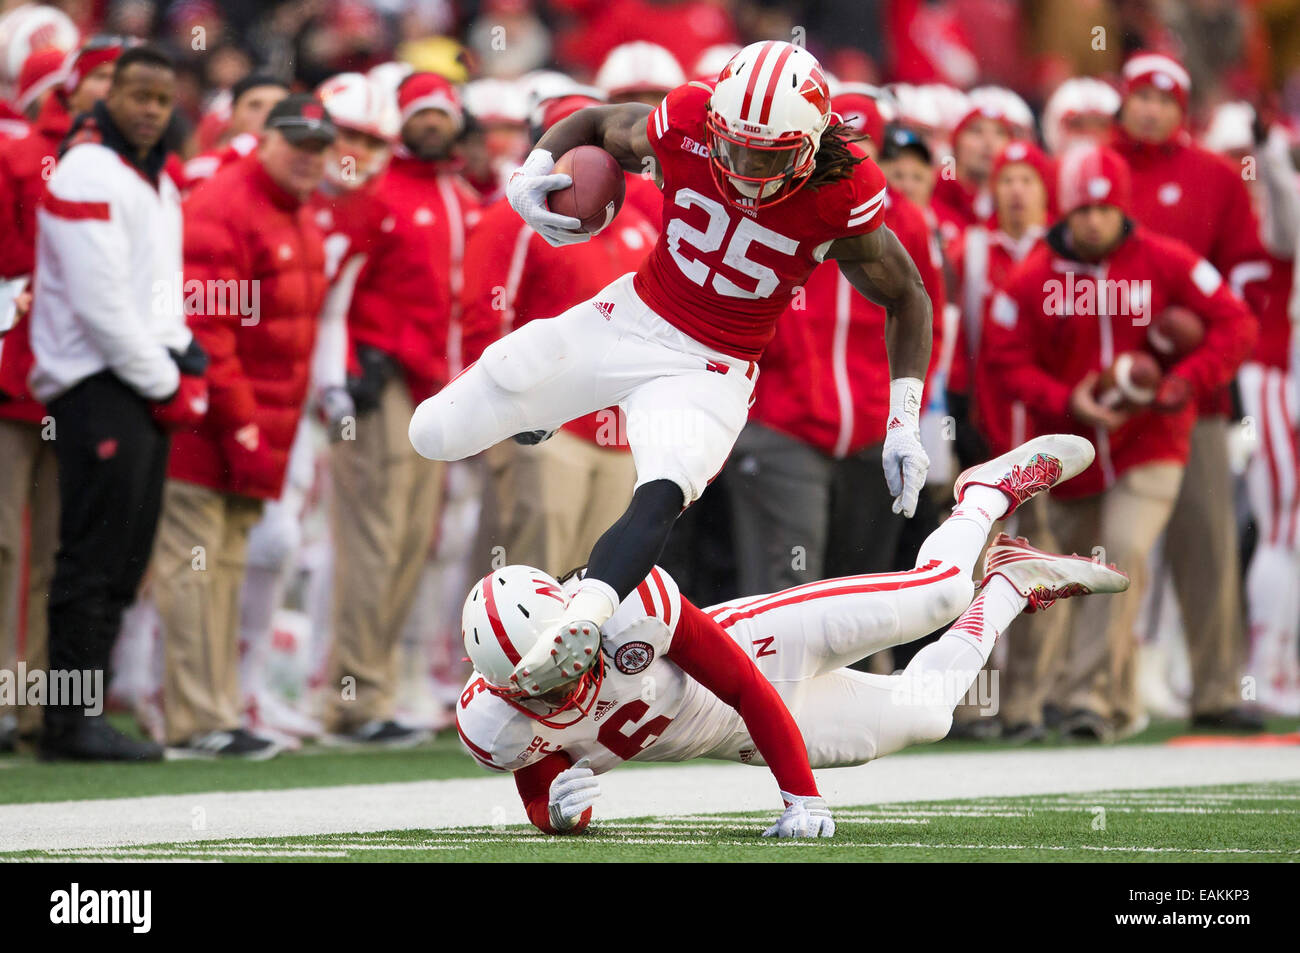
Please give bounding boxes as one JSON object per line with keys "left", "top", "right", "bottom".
{"left": 478, "top": 430, "right": 635, "bottom": 579}
{"left": 327, "top": 378, "right": 445, "bottom": 730}
{"left": 153, "top": 479, "right": 264, "bottom": 744}
{"left": 0, "top": 418, "right": 57, "bottom": 738}
{"left": 1164, "top": 418, "right": 1246, "bottom": 715}
{"left": 1047, "top": 463, "right": 1183, "bottom": 726}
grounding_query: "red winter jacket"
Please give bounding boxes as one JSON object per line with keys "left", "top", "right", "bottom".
{"left": 947, "top": 224, "right": 1045, "bottom": 455}
{"left": 460, "top": 196, "right": 659, "bottom": 447}
{"left": 1228, "top": 254, "right": 1294, "bottom": 373}
{"left": 985, "top": 221, "right": 1257, "bottom": 500}
{"left": 339, "top": 151, "right": 482, "bottom": 403}
{"left": 168, "top": 155, "right": 328, "bottom": 500}
{"left": 1112, "top": 126, "right": 1266, "bottom": 414}
{"left": 0, "top": 94, "right": 74, "bottom": 424}
{"left": 750, "top": 187, "right": 945, "bottom": 457}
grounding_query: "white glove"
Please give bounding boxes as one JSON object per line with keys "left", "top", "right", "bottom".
{"left": 510, "top": 618, "right": 602, "bottom": 697}
{"left": 762, "top": 791, "right": 836, "bottom": 839}
{"left": 882, "top": 377, "right": 930, "bottom": 519}
{"left": 548, "top": 759, "right": 600, "bottom": 831}
{"left": 506, "top": 149, "right": 591, "bottom": 248}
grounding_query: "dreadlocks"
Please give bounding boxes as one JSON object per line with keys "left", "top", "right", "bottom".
{"left": 807, "top": 122, "right": 869, "bottom": 189}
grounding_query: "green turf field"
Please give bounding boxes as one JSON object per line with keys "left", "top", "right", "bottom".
{"left": 5, "top": 782, "right": 1295, "bottom": 862}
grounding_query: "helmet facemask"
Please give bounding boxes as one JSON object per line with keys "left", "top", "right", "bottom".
{"left": 706, "top": 105, "right": 821, "bottom": 209}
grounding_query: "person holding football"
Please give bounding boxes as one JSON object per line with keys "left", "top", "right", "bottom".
{"left": 411, "top": 41, "right": 935, "bottom": 703}
{"left": 455, "top": 434, "right": 1130, "bottom": 836}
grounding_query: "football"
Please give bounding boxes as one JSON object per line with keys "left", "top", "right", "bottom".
{"left": 1095, "top": 351, "right": 1163, "bottom": 409}
{"left": 547, "top": 145, "right": 626, "bottom": 234}
{"left": 1147, "top": 305, "right": 1204, "bottom": 360}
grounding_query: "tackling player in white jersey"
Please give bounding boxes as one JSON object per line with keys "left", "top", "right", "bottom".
{"left": 456, "top": 435, "right": 1130, "bottom": 837}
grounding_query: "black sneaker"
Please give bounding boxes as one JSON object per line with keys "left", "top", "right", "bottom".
{"left": 1191, "top": 707, "right": 1267, "bottom": 733}
{"left": 1001, "top": 721, "right": 1049, "bottom": 744}
{"left": 39, "top": 715, "right": 164, "bottom": 762}
{"left": 1060, "top": 708, "right": 1114, "bottom": 743}
{"left": 167, "top": 728, "right": 281, "bottom": 760}
{"left": 325, "top": 719, "right": 428, "bottom": 749}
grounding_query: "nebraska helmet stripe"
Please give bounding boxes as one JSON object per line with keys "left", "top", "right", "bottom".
{"left": 481, "top": 572, "right": 522, "bottom": 665}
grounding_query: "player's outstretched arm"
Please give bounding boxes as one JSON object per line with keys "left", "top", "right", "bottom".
{"left": 827, "top": 227, "right": 934, "bottom": 518}
{"left": 668, "top": 598, "right": 834, "bottom": 838}
{"left": 508, "top": 104, "right": 654, "bottom": 248}
{"left": 514, "top": 751, "right": 600, "bottom": 835}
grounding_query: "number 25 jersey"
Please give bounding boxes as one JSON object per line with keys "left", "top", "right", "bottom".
{"left": 632, "top": 81, "right": 887, "bottom": 361}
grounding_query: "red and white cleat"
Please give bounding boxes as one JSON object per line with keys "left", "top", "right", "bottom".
{"left": 981, "top": 533, "right": 1130, "bottom": 612}
{"left": 954, "top": 434, "right": 1095, "bottom": 516}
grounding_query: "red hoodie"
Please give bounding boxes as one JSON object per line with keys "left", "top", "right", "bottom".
{"left": 985, "top": 220, "right": 1257, "bottom": 499}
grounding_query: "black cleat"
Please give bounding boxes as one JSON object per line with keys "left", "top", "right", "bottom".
{"left": 39, "top": 715, "right": 164, "bottom": 762}
{"left": 323, "top": 719, "right": 428, "bottom": 749}
{"left": 1190, "top": 707, "right": 1267, "bottom": 733}
{"left": 166, "top": 728, "right": 282, "bottom": 760}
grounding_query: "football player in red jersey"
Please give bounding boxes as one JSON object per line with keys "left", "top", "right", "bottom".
{"left": 410, "top": 41, "right": 934, "bottom": 701}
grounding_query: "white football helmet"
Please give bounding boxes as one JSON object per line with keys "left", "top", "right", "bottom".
{"left": 0, "top": 3, "right": 79, "bottom": 90}
{"left": 595, "top": 41, "right": 685, "bottom": 100}
{"left": 964, "top": 86, "right": 1036, "bottom": 139}
{"left": 707, "top": 40, "right": 832, "bottom": 210}
{"left": 462, "top": 566, "right": 603, "bottom": 728}
{"left": 1041, "top": 77, "right": 1121, "bottom": 155}
{"left": 317, "top": 72, "right": 394, "bottom": 141}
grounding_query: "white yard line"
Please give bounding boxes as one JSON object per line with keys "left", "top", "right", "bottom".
{"left": 0, "top": 745, "right": 1297, "bottom": 853}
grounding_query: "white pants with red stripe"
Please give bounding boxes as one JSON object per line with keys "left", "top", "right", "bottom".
{"left": 702, "top": 559, "right": 981, "bottom": 767}
{"left": 409, "top": 272, "right": 757, "bottom": 505}
{"left": 1238, "top": 362, "right": 1300, "bottom": 709}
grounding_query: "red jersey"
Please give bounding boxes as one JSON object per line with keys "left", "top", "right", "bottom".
{"left": 632, "top": 82, "right": 888, "bottom": 361}
{"left": 1229, "top": 254, "right": 1294, "bottom": 372}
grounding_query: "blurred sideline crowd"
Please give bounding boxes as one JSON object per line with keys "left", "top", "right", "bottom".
{"left": 0, "top": 0, "right": 1298, "bottom": 762}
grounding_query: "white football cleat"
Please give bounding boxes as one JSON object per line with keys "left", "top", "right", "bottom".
{"left": 981, "top": 533, "right": 1130, "bottom": 612}
{"left": 953, "top": 434, "right": 1095, "bottom": 516}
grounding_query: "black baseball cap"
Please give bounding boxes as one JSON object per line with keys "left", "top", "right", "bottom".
{"left": 880, "top": 124, "right": 934, "bottom": 165}
{"left": 232, "top": 72, "right": 290, "bottom": 106}
{"left": 265, "top": 93, "right": 337, "bottom": 145}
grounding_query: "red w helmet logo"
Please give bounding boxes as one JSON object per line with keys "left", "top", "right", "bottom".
{"left": 798, "top": 68, "right": 830, "bottom": 115}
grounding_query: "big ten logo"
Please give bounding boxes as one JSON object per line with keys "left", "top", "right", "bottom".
{"left": 491, "top": 545, "right": 507, "bottom": 569}
{"left": 523, "top": 734, "right": 563, "bottom": 758}
{"left": 191, "top": 805, "right": 206, "bottom": 831}
{"left": 191, "top": 546, "right": 207, "bottom": 571}
{"left": 641, "top": 155, "right": 658, "bottom": 181}
{"left": 790, "top": 545, "right": 806, "bottom": 572}
{"left": 1090, "top": 26, "right": 1106, "bottom": 52}
{"left": 491, "top": 25, "right": 507, "bottom": 52}
{"left": 1090, "top": 805, "right": 1106, "bottom": 831}
{"left": 640, "top": 675, "right": 657, "bottom": 704}
{"left": 340, "top": 674, "right": 356, "bottom": 702}
{"left": 1241, "top": 674, "right": 1256, "bottom": 702}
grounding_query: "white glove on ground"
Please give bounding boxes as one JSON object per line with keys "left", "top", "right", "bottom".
{"left": 549, "top": 759, "right": 600, "bottom": 831}
{"left": 882, "top": 376, "right": 930, "bottom": 518}
{"left": 763, "top": 792, "right": 836, "bottom": 839}
{"left": 506, "top": 149, "right": 591, "bottom": 248}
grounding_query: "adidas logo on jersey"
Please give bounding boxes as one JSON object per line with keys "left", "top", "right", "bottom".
{"left": 593, "top": 301, "right": 615, "bottom": 320}
{"left": 593, "top": 700, "right": 617, "bottom": 722}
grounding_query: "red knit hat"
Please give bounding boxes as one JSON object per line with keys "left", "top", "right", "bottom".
{"left": 62, "top": 37, "right": 126, "bottom": 97}
{"left": 832, "top": 89, "right": 886, "bottom": 148}
{"left": 397, "top": 72, "right": 463, "bottom": 131}
{"left": 1121, "top": 52, "right": 1190, "bottom": 112}
{"left": 991, "top": 139, "right": 1056, "bottom": 216}
{"left": 15, "top": 47, "right": 66, "bottom": 113}
{"left": 1057, "top": 145, "right": 1131, "bottom": 216}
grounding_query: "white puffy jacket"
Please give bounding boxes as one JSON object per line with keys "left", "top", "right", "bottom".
{"left": 29, "top": 137, "right": 190, "bottom": 403}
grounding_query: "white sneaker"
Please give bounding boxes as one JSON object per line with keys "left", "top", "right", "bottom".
{"left": 246, "top": 691, "right": 322, "bottom": 739}
{"left": 982, "top": 533, "right": 1130, "bottom": 612}
{"left": 954, "top": 434, "right": 1095, "bottom": 516}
